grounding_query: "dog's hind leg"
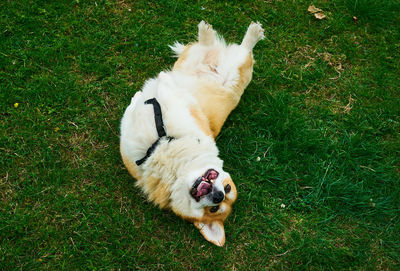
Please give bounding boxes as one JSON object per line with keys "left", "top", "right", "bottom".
{"left": 198, "top": 20, "right": 217, "bottom": 46}
{"left": 227, "top": 22, "right": 264, "bottom": 92}
{"left": 241, "top": 22, "right": 265, "bottom": 51}
{"left": 173, "top": 21, "right": 218, "bottom": 71}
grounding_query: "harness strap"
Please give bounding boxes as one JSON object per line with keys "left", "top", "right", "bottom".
{"left": 145, "top": 98, "right": 166, "bottom": 137}
{"left": 135, "top": 98, "right": 173, "bottom": 166}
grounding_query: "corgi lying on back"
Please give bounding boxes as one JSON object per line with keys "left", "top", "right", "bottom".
{"left": 120, "top": 21, "right": 264, "bottom": 246}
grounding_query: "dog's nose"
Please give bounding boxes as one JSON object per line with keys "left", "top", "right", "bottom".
{"left": 212, "top": 191, "right": 225, "bottom": 204}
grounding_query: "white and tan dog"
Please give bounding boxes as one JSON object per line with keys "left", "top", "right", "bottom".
{"left": 120, "top": 21, "right": 264, "bottom": 246}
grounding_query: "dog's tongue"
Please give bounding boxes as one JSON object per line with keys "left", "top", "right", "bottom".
{"left": 204, "top": 169, "right": 219, "bottom": 181}
{"left": 195, "top": 181, "right": 211, "bottom": 197}
{"left": 195, "top": 170, "right": 219, "bottom": 197}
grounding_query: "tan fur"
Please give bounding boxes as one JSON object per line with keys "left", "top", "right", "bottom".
{"left": 235, "top": 53, "right": 254, "bottom": 95}
{"left": 222, "top": 177, "right": 238, "bottom": 204}
{"left": 200, "top": 203, "right": 232, "bottom": 224}
{"left": 120, "top": 149, "right": 142, "bottom": 180}
{"left": 190, "top": 106, "right": 213, "bottom": 137}
{"left": 142, "top": 176, "right": 171, "bottom": 208}
{"left": 193, "top": 84, "right": 240, "bottom": 137}
{"left": 185, "top": 53, "right": 254, "bottom": 138}
{"left": 121, "top": 149, "right": 171, "bottom": 209}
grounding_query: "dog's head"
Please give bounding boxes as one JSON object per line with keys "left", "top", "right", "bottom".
{"left": 192, "top": 169, "right": 237, "bottom": 246}
{"left": 172, "top": 168, "right": 237, "bottom": 246}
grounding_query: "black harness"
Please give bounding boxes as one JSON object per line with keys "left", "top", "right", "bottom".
{"left": 135, "top": 98, "right": 174, "bottom": 166}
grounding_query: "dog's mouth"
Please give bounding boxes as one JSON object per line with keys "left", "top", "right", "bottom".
{"left": 190, "top": 169, "right": 219, "bottom": 202}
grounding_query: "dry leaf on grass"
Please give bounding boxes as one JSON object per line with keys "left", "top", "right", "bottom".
{"left": 307, "top": 5, "right": 322, "bottom": 13}
{"left": 308, "top": 5, "right": 326, "bottom": 20}
{"left": 314, "top": 12, "right": 326, "bottom": 19}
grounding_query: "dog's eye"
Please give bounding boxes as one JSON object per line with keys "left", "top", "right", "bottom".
{"left": 210, "top": 206, "right": 219, "bottom": 213}
{"left": 224, "top": 184, "right": 231, "bottom": 193}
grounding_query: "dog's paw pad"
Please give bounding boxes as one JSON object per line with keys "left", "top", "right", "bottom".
{"left": 248, "top": 21, "right": 265, "bottom": 40}
{"left": 198, "top": 20, "right": 213, "bottom": 32}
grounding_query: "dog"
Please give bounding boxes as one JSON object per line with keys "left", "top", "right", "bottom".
{"left": 120, "top": 21, "right": 264, "bottom": 246}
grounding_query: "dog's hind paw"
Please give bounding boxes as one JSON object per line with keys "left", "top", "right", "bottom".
{"left": 241, "top": 22, "right": 265, "bottom": 51}
{"left": 198, "top": 20, "right": 216, "bottom": 46}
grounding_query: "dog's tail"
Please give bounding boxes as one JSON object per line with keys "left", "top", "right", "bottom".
{"left": 169, "top": 42, "right": 186, "bottom": 57}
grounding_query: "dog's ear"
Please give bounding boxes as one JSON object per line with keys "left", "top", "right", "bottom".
{"left": 194, "top": 220, "right": 225, "bottom": 246}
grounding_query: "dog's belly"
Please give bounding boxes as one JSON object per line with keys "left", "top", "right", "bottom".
{"left": 172, "top": 43, "right": 255, "bottom": 137}
{"left": 120, "top": 72, "right": 208, "bottom": 166}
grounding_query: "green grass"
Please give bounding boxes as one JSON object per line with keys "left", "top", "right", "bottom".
{"left": 1, "top": 0, "right": 399, "bottom": 270}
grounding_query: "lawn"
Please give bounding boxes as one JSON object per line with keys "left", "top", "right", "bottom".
{"left": 1, "top": 0, "right": 399, "bottom": 270}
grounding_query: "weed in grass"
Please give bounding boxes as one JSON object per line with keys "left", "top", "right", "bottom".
{"left": 343, "top": 0, "right": 400, "bottom": 25}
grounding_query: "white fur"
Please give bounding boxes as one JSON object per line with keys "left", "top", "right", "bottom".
{"left": 120, "top": 21, "right": 263, "bottom": 223}
{"left": 169, "top": 42, "right": 185, "bottom": 57}
{"left": 226, "top": 189, "right": 235, "bottom": 200}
